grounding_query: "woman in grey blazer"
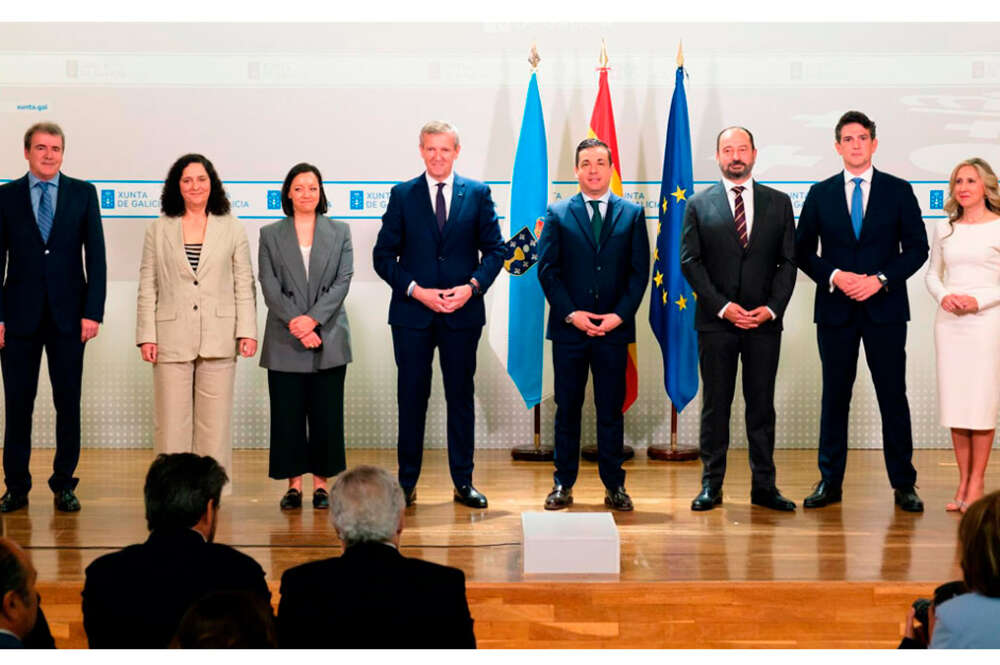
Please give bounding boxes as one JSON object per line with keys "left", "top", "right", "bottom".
{"left": 258, "top": 163, "right": 353, "bottom": 510}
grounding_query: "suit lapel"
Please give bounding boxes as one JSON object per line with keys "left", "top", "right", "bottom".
{"left": 829, "top": 173, "right": 857, "bottom": 244}
{"left": 746, "top": 182, "right": 769, "bottom": 250}
{"left": 196, "top": 214, "right": 223, "bottom": 278}
{"left": 308, "top": 216, "right": 335, "bottom": 302}
{"left": 166, "top": 217, "right": 196, "bottom": 279}
{"left": 598, "top": 194, "right": 624, "bottom": 250}
{"left": 858, "top": 169, "right": 883, "bottom": 244}
{"left": 15, "top": 177, "right": 44, "bottom": 246}
{"left": 708, "top": 183, "right": 741, "bottom": 249}
{"left": 414, "top": 175, "right": 442, "bottom": 244}
{"left": 442, "top": 175, "right": 466, "bottom": 244}
{"left": 47, "top": 175, "right": 68, "bottom": 246}
{"left": 569, "top": 194, "right": 597, "bottom": 252}
{"left": 277, "top": 217, "right": 309, "bottom": 296}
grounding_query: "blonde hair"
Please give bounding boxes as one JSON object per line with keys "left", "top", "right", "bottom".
{"left": 419, "top": 121, "right": 460, "bottom": 148}
{"left": 943, "top": 157, "right": 1000, "bottom": 223}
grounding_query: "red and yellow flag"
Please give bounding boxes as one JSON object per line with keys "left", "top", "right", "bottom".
{"left": 587, "top": 64, "right": 638, "bottom": 413}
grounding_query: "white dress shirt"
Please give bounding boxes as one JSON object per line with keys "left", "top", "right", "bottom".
{"left": 828, "top": 165, "right": 875, "bottom": 291}
{"left": 582, "top": 189, "right": 611, "bottom": 221}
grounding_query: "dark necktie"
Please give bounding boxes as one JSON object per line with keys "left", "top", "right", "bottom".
{"left": 435, "top": 182, "right": 447, "bottom": 232}
{"left": 732, "top": 185, "right": 747, "bottom": 249}
{"left": 36, "top": 181, "right": 54, "bottom": 243}
{"left": 589, "top": 200, "right": 603, "bottom": 244}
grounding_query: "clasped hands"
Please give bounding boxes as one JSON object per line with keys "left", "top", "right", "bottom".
{"left": 568, "top": 311, "right": 623, "bottom": 337}
{"left": 413, "top": 284, "right": 473, "bottom": 314}
{"left": 940, "top": 293, "right": 980, "bottom": 315}
{"left": 832, "top": 271, "right": 884, "bottom": 302}
{"left": 0, "top": 319, "right": 99, "bottom": 351}
{"left": 289, "top": 315, "right": 320, "bottom": 349}
{"left": 722, "top": 305, "right": 773, "bottom": 330}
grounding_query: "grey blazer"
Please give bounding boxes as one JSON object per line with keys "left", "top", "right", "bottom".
{"left": 258, "top": 215, "right": 353, "bottom": 372}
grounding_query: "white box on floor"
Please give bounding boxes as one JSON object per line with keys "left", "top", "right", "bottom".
{"left": 521, "top": 511, "right": 620, "bottom": 575}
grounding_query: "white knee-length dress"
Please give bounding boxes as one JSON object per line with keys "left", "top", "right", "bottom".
{"left": 925, "top": 219, "right": 1000, "bottom": 429}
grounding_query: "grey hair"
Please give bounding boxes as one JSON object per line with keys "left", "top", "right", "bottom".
{"left": 329, "top": 466, "right": 405, "bottom": 546}
{"left": 419, "top": 120, "right": 460, "bottom": 148}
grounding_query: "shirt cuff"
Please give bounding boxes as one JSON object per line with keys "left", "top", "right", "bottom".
{"left": 717, "top": 302, "right": 731, "bottom": 319}
{"left": 406, "top": 281, "right": 416, "bottom": 297}
{"left": 828, "top": 269, "right": 839, "bottom": 293}
{"left": 766, "top": 306, "right": 776, "bottom": 320}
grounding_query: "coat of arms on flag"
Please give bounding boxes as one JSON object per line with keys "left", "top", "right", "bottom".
{"left": 503, "top": 221, "right": 542, "bottom": 275}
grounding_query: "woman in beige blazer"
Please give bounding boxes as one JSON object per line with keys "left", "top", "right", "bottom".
{"left": 136, "top": 154, "right": 257, "bottom": 485}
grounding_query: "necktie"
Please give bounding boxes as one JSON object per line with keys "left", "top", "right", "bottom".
{"left": 732, "top": 186, "right": 747, "bottom": 249}
{"left": 850, "top": 177, "right": 864, "bottom": 239}
{"left": 435, "top": 182, "right": 447, "bottom": 232}
{"left": 589, "top": 200, "right": 603, "bottom": 245}
{"left": 36, "top": 181, "right": 54, "bottom": 243}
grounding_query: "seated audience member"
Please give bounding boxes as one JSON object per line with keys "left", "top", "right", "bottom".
{"left": 900, "top": 580, "right": 967, "bottom": 648}
{"left": 278, "top": 465, "right": 476, "bottom": 648}
{"left": 0, "top": 538, "right": 38, "bottom": 649}
{"left": 171, "top": 590, "right": 277, "bottom": 648}
{"left": 82, "top": 454, "right": 270, "bottom": 648}
{"left": 931, "top": 490, "right": 1000, "bottom": 648}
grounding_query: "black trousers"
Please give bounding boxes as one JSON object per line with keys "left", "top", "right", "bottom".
{"left": 697, "top": 328, "right": 781, "bottom": 491}
{"left": 816, "top": 316, "right": 916, "bottom": 489}
{"left": 267, "top": 365, "right": 347, "bottom": 480}
{"left": 1, "top": 305, "right": 86, "bottom": 494}
{"left": 392, "top": 319, "right": 481, "bottom": 490}
{"left": 552, "top": 338, "right": 628, "bottom": 490}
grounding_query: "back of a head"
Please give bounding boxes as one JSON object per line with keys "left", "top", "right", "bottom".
{"left": 145, "top": 453, "right": 228, "bottom": 532}
{"left": 958, "top": 490, "right": 1000, "bottom": 597}
{"left": 0, "top": 539, "right": 29, "bottom": 605}
{"left": 171, "top": 590, "right": 276, "bottom": 649}
{"left": 329, "top": 466, "right": 405, "bottom": 547}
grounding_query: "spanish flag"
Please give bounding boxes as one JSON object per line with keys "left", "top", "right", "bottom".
{"left": 587, "top": 63, "right": 638, "bottom": 413}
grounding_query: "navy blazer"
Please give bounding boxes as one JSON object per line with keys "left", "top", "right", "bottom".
{"left": 795, "top": 169, "right": 929, "bottom": 326}
{"left": 372, "top": 172, "right": 504, "bottom": 330}
{"left": 0, "top": 173, "right": 106, "bottom": 334}
{"left": 680, "top": 181, "right": 797, "bottom": 333}
{"left": 537, "top": 192, "right": 650, "bottom": 344}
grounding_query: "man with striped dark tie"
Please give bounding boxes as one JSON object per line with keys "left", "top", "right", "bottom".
{"left": 680, "top": 126, "right": 798, "bottom": 512}
{"left": 0, "top": 122, "right": 106, "bottom": 513}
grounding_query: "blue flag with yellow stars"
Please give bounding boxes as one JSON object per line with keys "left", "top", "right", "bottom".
{"left": 649, "top": 66, "right": 699, "bottom": 412}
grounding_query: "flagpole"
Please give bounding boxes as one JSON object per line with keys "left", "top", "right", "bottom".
{"left": 510, "top": 43, "right": 553, "bottom": 463}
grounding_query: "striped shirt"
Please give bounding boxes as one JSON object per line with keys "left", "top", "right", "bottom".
{"left": 184, "top": 243, "right": 202, "bottom": 272}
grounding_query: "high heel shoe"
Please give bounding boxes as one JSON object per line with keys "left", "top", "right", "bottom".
{"left": 946, "top": 499, "right": 963, "bottom": 512}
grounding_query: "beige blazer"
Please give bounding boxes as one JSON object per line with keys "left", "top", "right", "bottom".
{"left": 136, "top": 214, "right": 257, "bottom": 362}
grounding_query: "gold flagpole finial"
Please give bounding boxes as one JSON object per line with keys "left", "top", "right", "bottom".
{"left": 599, "top": 38, "right": 609, "bottom": 68}
{"left": 676, "top": 41, "right": 684, "bottom": 67}
{"left": 528, "top": 43, "right": 540, "bottom": 70}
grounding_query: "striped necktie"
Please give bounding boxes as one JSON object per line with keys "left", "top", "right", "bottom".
{"left": 36, "top": 181, "right": 54, "bottom": 243}
{"left": 732, "top": 186, "right": 747, "bottom": 249}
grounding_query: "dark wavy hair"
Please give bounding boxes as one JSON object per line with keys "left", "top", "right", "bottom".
{"left": 160, "top": 153, "right": 230, "bottom": 217}
{"left": 835, "top": 110, "right": 876, "bottom": 142}
{"left": 144, "top": 453, "right": 228, "bottom": 532}
{"left": 281, "top": 162, "right": 328, "bottom": 216}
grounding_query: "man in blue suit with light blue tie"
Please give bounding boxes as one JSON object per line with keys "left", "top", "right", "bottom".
{"left": 373, "top": 121, "right": 505, "bottom": 509}
{"left": 795, "top": 111, "right": 928, "bottom": 512}
{"left": 0, "top": 123, "right": 106, "bottom": 514}
{"left": 537, "top": 138, "right": 650, "bottom": 512}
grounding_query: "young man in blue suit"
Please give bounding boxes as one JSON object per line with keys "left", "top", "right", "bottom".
{"left": 0, "top": 123, "right": 106, "bottom": 513}
{"left": 537, "top": 138, "right": 650, "bottom": 511}
{"left": 373, "top": 121, "right": 504, "bottom": 508}
{"left": 795, "top": 111, "right": 929, "bottom": 512}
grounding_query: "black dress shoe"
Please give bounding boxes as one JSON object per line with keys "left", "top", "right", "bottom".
{"left": 403, "top": 487, "right": 417, "bottom": 507}
{"left": 0, "top": 491, "right": 28, "bottom": 513}
{"left": 604, "top": 487, "right": 633, "bottom": 511}
{"left": 894, "top": 486, "right": 924, "bottom": 513}
{"left": 803, "top": 479, "right": 842, "bottom": 508}
{"left": 691, "top": 486, "right": 722, "bottom": 511}
{"left": 279, "top": 488, "right": 302, "bottom": 510}
{"left": 312, "top": 488, "right": 329, "bottom": 509}
{"left": 751, "top": 487, "right": 796, "bottom": 511}
{"left": 454, "top": 485, "right": 488, "bottom": 509}
{"left": 544, "top": 485, "right": 573, "bottom": 510}
{"left": 53, "top": 489, "right": 80, "bottom": 512}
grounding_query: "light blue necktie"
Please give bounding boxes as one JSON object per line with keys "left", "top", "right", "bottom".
{"left": 850, "top": 177, "right": 864, "bottom": 239}
{"left": 36, "top": 181, "right": 54, "bottom": 243}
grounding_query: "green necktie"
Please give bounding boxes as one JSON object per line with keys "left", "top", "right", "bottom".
{"left": 589, "top": 200, "right": 603, "bottom": 244}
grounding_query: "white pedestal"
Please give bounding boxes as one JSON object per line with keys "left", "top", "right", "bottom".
{"left": 521, "top": 511, "right": 620, "bottom": 575}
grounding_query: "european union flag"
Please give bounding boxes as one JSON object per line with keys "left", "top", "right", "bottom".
{"left": 506, "top": 70, "right": 547, "bottom": 409}
{"left": 649, "top": 66, "right": 699, "bottom": 412}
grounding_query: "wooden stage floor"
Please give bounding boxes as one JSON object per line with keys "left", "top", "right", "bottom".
{"left": 3, "top": 448, "right": 988, "bottom": 648}
{"left": 0, "top": 448, "right": 979, "bottom": 584}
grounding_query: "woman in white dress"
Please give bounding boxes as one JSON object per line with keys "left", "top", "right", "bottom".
{"left": 925, "top": 158, "right": 1000, "bottom": 512}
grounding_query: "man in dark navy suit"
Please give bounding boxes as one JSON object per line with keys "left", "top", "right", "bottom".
{"left": 0, "top": 538, "right": 39, "bottom": 649}
{"left": 373, "top": 121, "right": 504, "bottom": 508}
{"left": 536, "top": 138, "right": 649, "bottom": 511}
{"left": 0, "top": 123, "right": 106, "bottom": 513}
{"left": 795, "top": 110, "right": 929, "bottom": 512}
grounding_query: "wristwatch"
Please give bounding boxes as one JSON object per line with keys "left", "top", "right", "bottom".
{"left": 876, "top": 272, "right": 888, "bottom": 289}
{"left": 468, "top": 281, "right": 481, "bottom": 296}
